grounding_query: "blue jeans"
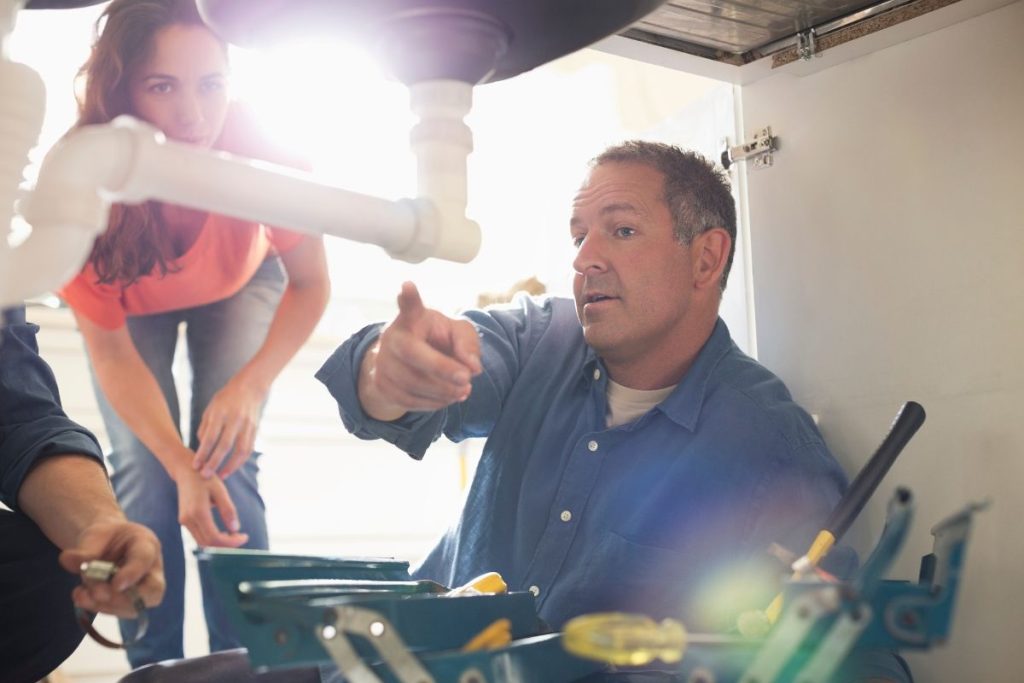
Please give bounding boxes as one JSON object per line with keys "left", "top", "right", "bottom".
{"left": 91, "top": 257, "right": 286, "bottom": 668}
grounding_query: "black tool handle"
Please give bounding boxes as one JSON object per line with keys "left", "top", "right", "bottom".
{"left": 825, "top": 401, "right": 926, "bottom": 539}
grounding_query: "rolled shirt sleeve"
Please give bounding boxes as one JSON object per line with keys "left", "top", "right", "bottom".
{"left": 314, "top": 321, "right": 445, "bottom": 459}
{"left": 0, "top": 308, "right": 105, "bottom": 511}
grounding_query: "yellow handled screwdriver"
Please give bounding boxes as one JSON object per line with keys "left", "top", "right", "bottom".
{"left": 446, "top": 571, "right": 507, "bottom": 596}
{"left": 563, "top": 613, "right": 688, "bottom": 666}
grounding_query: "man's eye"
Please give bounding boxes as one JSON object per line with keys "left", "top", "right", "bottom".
{"left": 149, "top": 82, "right": 172, "bottom": 94}
{"left": 571, "top": 235, "right": 585, "bottom": 248}
{"left": 201, "top": 80, "right": 225, "bottom": 94}
{"left": 615, "top": 226, "right": 636, "bottom": 238}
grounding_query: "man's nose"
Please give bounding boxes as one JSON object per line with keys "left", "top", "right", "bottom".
{"left": 572, "top": 233, "right": 607, "bottom": 274}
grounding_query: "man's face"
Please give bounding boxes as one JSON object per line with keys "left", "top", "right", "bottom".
{"left": 571, "top": 162, "right": 697, "bottom": 367}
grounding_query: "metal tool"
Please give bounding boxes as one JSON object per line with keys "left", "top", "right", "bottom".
{"left": 75, "top": 559, "right": 148, "bottom": 649}
{"left": 236, "top": 571, "right": 508, "bottom": 602}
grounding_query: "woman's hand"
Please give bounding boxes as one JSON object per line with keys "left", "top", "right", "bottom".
{"left": 194, "top": 235, "right": 329, "bottom": 480}
{"left": 175, "top": 466, "right": 250, "bottom": 547}
{"left": 194, "top": 374, "right": 268, "bottom": 479}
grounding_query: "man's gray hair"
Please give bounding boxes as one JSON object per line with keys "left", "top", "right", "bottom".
{"left": 591, "top": 141, "right": 737, "bottom": 291}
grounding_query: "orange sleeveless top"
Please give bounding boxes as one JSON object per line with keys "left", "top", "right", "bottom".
{"left": 60, "top": 218, "right": 303, "bottom": 329}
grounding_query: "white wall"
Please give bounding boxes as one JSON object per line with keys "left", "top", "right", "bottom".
{"left": 739, "top": 2, "right": 1023, "bottom": 680}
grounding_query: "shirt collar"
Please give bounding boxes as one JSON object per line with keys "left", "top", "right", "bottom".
{"left": 584, "top": 317, "right": 734, "bottom": 431}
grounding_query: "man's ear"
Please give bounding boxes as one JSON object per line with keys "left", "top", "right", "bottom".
{"left": 692, "top": 228, "right": 731, "bottom": 291}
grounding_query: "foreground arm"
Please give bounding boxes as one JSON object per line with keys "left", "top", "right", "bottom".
{"left": 194, "top": 236, "right": 330, "bottom": 477}
{"left": 18, "top": 455, "right": 164, "bottom": 616}
{"left": 1, "top": 312, "right": 163, "bottom": 616}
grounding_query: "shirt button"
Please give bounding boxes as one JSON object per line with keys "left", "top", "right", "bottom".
{"left": 593, "top": 368, "right": 601, "bottom": 381}
{"left": 560, "top": 510, "right": 572, "bottom": 522}
{"left": 587, "top": 440, "right": 599, "bottom": 452}
{"left": 529, "top": 585, "right": 540, "bottom": 597}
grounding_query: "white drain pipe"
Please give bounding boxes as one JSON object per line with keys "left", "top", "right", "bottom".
{"left": 2, "top": 13, "right": 481, "bottom": 308}
{"left": 409, "top": 80, "right": 480, "bottom": 264}
{"left": 0, "top": 0, "right": 49, "bottom": 307}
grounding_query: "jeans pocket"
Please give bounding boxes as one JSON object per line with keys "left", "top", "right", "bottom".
{"left": 237, "top": 256, "right": 287, "bottom": 312}
{"left": 249, "top": 255, "right": 287, "bottom": 288}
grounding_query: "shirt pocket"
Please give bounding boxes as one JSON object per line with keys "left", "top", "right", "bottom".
{"left": 574, "top": 531, "right": 694, "bottom": 622}
{"left": 577, "top": 531, "right": 769, "bottom": 633}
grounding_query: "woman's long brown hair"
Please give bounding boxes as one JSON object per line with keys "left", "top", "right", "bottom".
{"left": 75, "top": 0, "right": 213, "bottom": 286}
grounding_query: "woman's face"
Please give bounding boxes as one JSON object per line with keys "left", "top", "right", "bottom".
{"left": 128, "top": 23, "right": 229, "bottom": 148}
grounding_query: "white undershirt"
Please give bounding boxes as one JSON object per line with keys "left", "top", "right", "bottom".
{"left": 606, "top": 379, "right": 677, "bottom": 428}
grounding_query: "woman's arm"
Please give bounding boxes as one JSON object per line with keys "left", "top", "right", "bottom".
{"left": 74, "top": 311, "right": 249, "bottom": 548}
{"left": 195, "top": 235, "right": 330, "bottom": 477}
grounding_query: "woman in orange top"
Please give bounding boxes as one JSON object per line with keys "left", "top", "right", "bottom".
{"left": 59, "top": 0, "right": 329, "bottom": 667}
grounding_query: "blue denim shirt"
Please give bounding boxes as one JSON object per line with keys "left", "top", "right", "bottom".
{"left": 317, "top": 296, "right": 852, "bottom": 632}
{"left": 1, "top": 307, "right": 104, "bottom": 511}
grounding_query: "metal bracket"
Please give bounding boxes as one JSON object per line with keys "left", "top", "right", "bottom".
{"left": 796, "top": 28, "right": 819, "bottom": 61}
{"left": 316, "top": 605, "right": 435, "bottom": 683}
{"left": 721, "top": 127, "right": 778, "bottom": 170}
{"left": 739, "top": 586, "right": 839, "bottom": 683}
{"left": 795, "top": 603, "right": 874, "bottom": 682}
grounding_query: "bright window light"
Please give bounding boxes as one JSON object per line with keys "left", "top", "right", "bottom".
{"left": 230, "top": 40, "right": 416, "bottom": 199}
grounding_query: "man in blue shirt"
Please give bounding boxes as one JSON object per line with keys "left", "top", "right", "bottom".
{"left": 1, "top": 307, "right": 165, "bottom": 683}
{"left": 317, "top": 141, "right": 855, "bottom": 637}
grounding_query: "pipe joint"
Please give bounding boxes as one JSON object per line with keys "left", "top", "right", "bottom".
{"left": 389, "top": 197, "right": 480, "bottom": 264}
{"left": 21, "top": 119, "right": 143, "bottom": 232}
